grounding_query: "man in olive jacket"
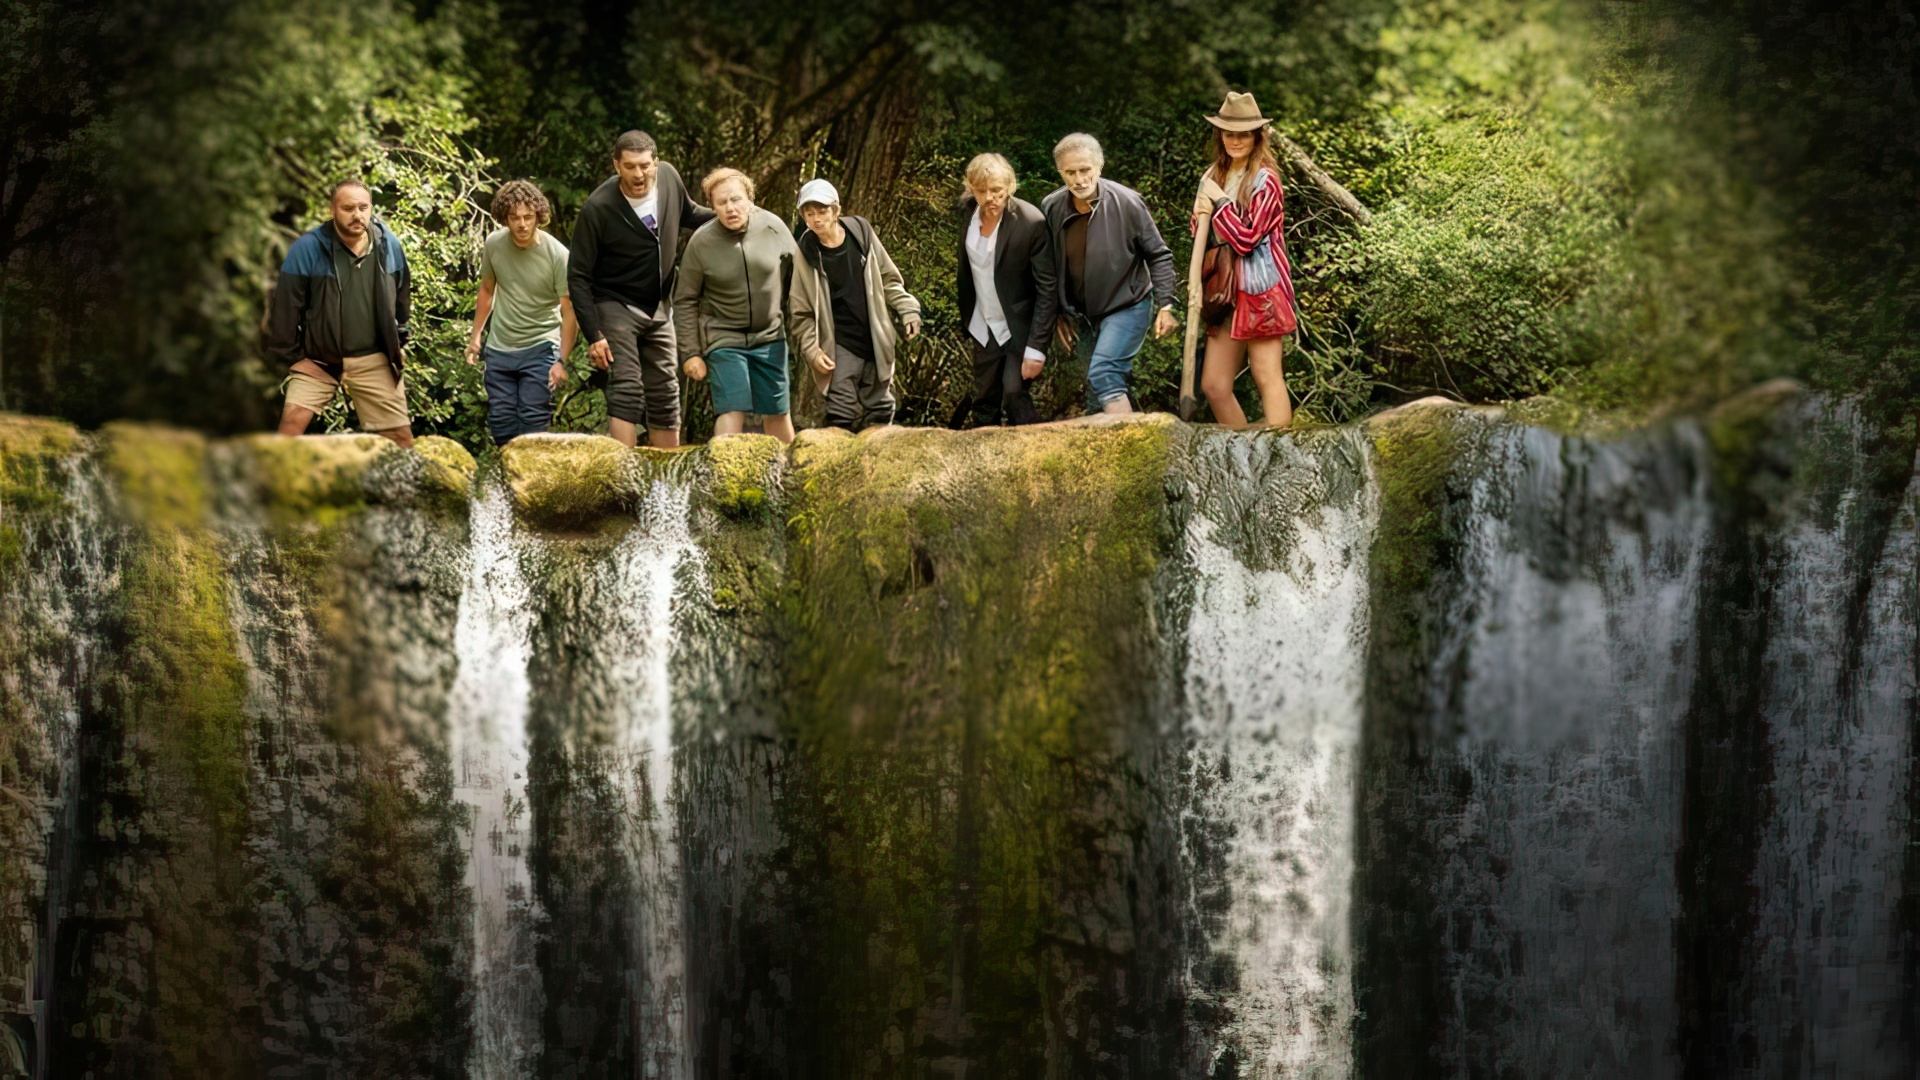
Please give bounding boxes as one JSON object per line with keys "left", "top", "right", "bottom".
{"left": 789, "top": 178, "right": 922, "bottom": 431}
{"left": 672, "top": 168, "right": 807, "bottom": 443}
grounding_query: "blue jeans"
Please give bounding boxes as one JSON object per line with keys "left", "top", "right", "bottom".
{"left": 483, "top": 341, "right": 559, "bottom": 445}
{"left": 1074, "top": 295, "right": 1154, "bottom": 409}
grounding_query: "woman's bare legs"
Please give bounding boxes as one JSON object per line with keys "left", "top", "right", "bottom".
{"left": 1201, "top": 328, "right": 1249, "bottom": 428}
{"left": 713, "top": 411, "right": 748, "bottom": 436}
{"left": 1247, "top": 337, "right": 1292, "bottom": 429}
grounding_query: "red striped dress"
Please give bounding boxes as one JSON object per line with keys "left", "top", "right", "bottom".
{"left": 1211, "top": 167, "right": 1297, "bottom": 340}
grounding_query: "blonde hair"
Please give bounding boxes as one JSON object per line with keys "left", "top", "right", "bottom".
{"left": 701, "top": 167, "right": 755, "bottom": 202}
{"left": 962, "top": 153, "right": 1017, "bottom": 197}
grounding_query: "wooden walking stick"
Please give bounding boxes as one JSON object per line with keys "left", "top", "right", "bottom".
{"left": 1179, "top": 181, "right": 1212, "bottom": 422}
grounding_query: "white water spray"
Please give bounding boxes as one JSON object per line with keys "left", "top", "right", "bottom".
{"left": 1180, "top": 436, "right": 1377, "bottom": 1078}
{"left": 448, "top": 483, "right": 543, "bottom": 1078}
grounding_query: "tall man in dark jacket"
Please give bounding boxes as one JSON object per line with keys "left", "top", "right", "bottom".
{"left": 956, "top": 153, "right": 1058, "bottom": 427}
{"left": 267, "top": 179, "right": 415, "bottom": 446}
{"left": 1043, "top": 133, "right": 1179, "bottom": 415}
{"left": 569, "top": 130, "right": 714, "bottom": 448}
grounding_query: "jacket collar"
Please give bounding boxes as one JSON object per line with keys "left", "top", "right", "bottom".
{"left": 314, "top": 219, "right": 388, "bottom": 257}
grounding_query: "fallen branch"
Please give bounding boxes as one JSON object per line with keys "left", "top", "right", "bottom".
{"left": 1275, "top": 134, "right": 1371, "bottom": 227}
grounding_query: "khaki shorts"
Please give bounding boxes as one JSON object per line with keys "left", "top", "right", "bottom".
{"left": 283, "top": 353, "right": 410, "bottom": 432}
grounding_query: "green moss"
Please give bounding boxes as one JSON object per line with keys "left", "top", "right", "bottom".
{"left": 775, "top": 415, "right": 1181, "bottom": 1066}
{"left": 0, "top": 413, "right": 83, "bottom": 512}
{"left": 0, "top": 523, "right": 21, "bottom": 575}
{"left": 100, "top": 422, "right": 213, "bottom": 530}
{"left": 234, "top": 433, "right": 394, "bottom": 522}
{"left": 414, "top": 434, "right": 475, "bottom": 484}
{"left": 91, "top": 424, "right": 263, "bottom": 1073}
{"left": 1502, "top": 392, "right": 1673, "bottom": 440}
{"left": 1366, "top": 399, "right": 1473, "bottom": 600}
{"left": 0, "top": 413, "right": 81, "bottom": 458}
{"left": 705, "top": 433, "right": 784, "bottom": 522}
{"left": 97, "top": 424, "right": 249, "bottom": 824}
{"left": 785, "top": 415, "right": 1177, "bottom": 731}
{"left": 502, "top": 433, "right": 641, "bottom": 529}
{"left": 1705, "top": 377, "right": 1805, "bottom": 498}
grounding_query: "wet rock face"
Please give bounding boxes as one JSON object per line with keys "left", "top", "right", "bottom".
{"left": 0, "top": 396, "right": 1915, "bottom": 1078}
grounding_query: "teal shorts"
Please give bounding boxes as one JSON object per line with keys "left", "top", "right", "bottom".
{"left": 707, "top": 342, "right": 790, "bottom": 417}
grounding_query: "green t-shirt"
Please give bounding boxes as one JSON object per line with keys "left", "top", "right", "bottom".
{"left": 480, "top": 228, "right": 569, "bottom": 349}
{"left": 332, "top": 239, "right": 381, "bottom": 357}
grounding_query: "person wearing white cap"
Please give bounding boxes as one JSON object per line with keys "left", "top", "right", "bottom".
{"left": 1191, "top": 91, "right": 1297, "bottom": 429}
{"left": 788, "top": 178, "right": 923, "bottom": 431}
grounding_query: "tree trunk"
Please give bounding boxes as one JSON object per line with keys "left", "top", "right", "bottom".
{"left": 825, "top": 79, "right": 921, "bottom": 227}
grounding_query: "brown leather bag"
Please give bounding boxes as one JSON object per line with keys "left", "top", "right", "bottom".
{"left": 1200, "top": 239, "right": 1235, "bottom": 326}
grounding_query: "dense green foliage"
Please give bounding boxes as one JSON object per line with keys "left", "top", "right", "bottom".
{"left": 1, "top": 0, "right": 1912, "bottom": 449}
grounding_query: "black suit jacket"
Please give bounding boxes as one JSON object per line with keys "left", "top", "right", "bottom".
{"left": 955, "top": 196, "right": 1058, "bottom": 356}
{"left": 569, "top": 162, "right": 715, "bottom": 343}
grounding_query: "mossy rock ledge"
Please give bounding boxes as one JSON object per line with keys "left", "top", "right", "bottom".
{"left": 503, "top": 432, "right": 645, "bottom": 529}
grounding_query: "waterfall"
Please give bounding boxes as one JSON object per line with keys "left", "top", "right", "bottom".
{"left": 1412, "top": 421, "right": 1711, "bottom": 1076}
{"left": 608, "top": 478, "right": 697, "bottom": 1079}
{"left": 1179, "top": 431, "right": 1376, "bottom": 1078}
{"left": 1736, "top": 416, "right": 1917, "bottom": 1076}
{"left": 0, "top": 402, "right": 1910, "bottom": 1075}
{"left": 0, "top": 454, "right": 115, "bottom": 1079}
{"left": 448, "top": 482, "right": 543, "bottom": 1078}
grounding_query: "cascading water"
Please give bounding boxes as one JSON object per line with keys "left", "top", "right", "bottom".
{"left": 0, "top": 454, "right": 115, "bottom": 1079}
{"left": 608, "top": 478, "right": 699, "bottom": 1080}
{"left": 1178, "top": 430, "right": 1376, "bottom": 1078}
{"left": 448, "top": 482, "right": 544, "bottom": 1078}
{"left": 0, "top": 401, "right": 1911, "bottom": 1076}
{"left": 1732, "top": 410, "right": 1918, "bottom": 1077}
{"left": 1402, "top": 419, "right": 1713, "bottom": 1076}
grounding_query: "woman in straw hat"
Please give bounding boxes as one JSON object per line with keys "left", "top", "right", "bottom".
{"left": 1186, "top": 91, "right": 1297, "bottom": 429}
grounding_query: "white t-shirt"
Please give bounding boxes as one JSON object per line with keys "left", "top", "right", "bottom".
{"left": 626, "top": 190, "right": 660, "bottom": 231}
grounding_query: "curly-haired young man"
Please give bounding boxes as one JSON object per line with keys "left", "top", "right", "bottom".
{"left": 465, "top": 179, "right": 577, "bottom": 445}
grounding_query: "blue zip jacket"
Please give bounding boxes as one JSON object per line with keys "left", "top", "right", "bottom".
{"left": 264, "top": 220, "right": 412, "bottom": 374}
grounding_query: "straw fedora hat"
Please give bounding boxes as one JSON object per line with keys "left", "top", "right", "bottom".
{"left": 1206, "top": 91, "right": 1271, "bottom": 132}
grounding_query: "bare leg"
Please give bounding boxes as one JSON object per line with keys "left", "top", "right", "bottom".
{"left": 375, "top": 425, "right": 415, "bottom": 449}
{"left": 277, "top": 403, "right": 317, "bottom": 436}
{"left": 647, "top": 426, "right": 680, "bottom": 449}
{"left": 1101, "top": 397, "right": 1134, "bottom": 416}
{"left": 1246, "top": 338, "right": 1292, "bottom": 430}
{"left": 712, "top": 411, "right": 748, "bottom": 437}
{"left": 609, "top": 418, "right": 639, "bottom": 448}
{"left": 761, "top": 413, "right": 796, "bottom": 444}
{"left": 1201, "top": 329, "right": 1250, "bottom": 429}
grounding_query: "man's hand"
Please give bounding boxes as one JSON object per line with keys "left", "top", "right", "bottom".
{"left": 547, "top": 361, "right": 568, "bottom": 391}
{"left": 464, "top": 339, "right": 482, "bottom": 366}
{"left": 902, "top": 312, "right": 922, "bottom": 340}
{"left": 1153, "top": 306, "right": 1178, "bottom": 339}
{"left": 1055, "top": 320, "right": 1077, "bottom": 351}
{"left": 588, "top": 338, "right": 613, "bottom": 370}
{"left": 1021, "top": 357, "right": 1044, "bottom": 380}
{"left": 809, "top": 348, "right": 835, "bottom": 375}
{"left": 685, "top": 356, "right": 708, "bottom": 381}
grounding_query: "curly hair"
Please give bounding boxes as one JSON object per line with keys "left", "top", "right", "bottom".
{"left": 490, "top": 180, "right": 552, "bottom": 226}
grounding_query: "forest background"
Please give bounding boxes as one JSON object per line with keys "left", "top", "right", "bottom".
{"left": 2, "top": 0, "right": 1914, "bottom": 449}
